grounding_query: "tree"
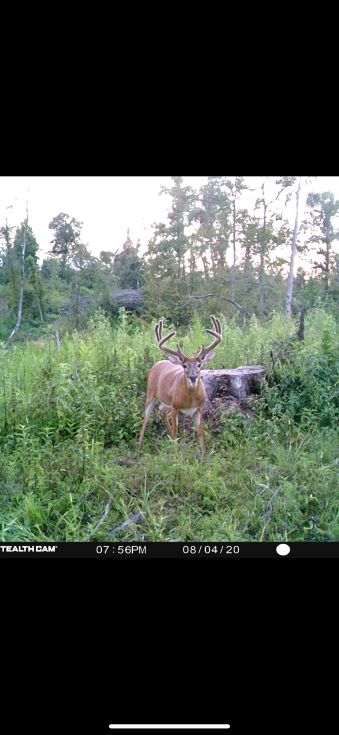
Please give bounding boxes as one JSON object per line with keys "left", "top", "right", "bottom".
{"left": 305, "top": 192, "right": 339, "bottom": 294}
{"left": 11, "top": 222, "right": 44, "bottom": 323}
{"left": 237, "top": 212, "right": 261, "bottom": 317}
{"left": 240, "top": 212, "right": 258, "bottom": 275}
{"left": 273, "top": 177, "right": 313, "bottom": 318}
{"left": 254, "top": 178, "right": 282, "bottom": 321}
{"left": 7, "top": 216, "right": 28, "bottom": 343}
{"left": 164, "top": 176, "right": 193, "bottom": 280}
{"left": 189, "top": 177, "right": 231, "bottom": 281}
{"left": 26, "top": 255, "right": 44, "bottom": 322}
{"left": 147, "top": 177, "right": 193, "bottom": 283}
{"left": 14, "top": 222, "right": 39, "bottom": 263}
{"left": 41, "top": 257, "right": 62, "bottom": 282}
{"left": 69, "top": 242, "right": 98, "bottom": 291}
{"left": 283, "top": 177, "right": 302, "bottom": 317}
{"left": 99, "top": 251, "right": 117, "bottom": 270}
{"left": 224, "top": 177, "right": 250, "bottom": 301}
{"left": 48, "top": 213, "right": 83, "bottom": 279}
{"left": 112, "top": 231, "right": 144, "bottom": 289}
{"left": 0, "top": 222, "right": 16, "bottom": 292}
{"left": 144, "top": 177, "right": 194, "bottom": 322}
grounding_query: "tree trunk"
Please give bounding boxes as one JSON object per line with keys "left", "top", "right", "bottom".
{"left": 259, "top": 201, "right": 267, "bottom": 323}
{"left": 61, "top": 251, "right": 67, "bottom": 280}
{"left": 259, "top": 245, "right": 265, "bottom": 322}
{"left": 325, "top": 236, "right": 330, "bottom": 294}
{"left": 177, "top": 255, "right": 181, "bottom": 280}
{"left": 231, "top": 197, "right": 236, "bottom": 301}
{"left": 189, "top": 247, "right": 195, "bottom": 293}
{"left": 36, "top": 293, "right": 44, "bottom": 323}
{"left": 75, "top": 282, "right": 80, "bottom": 329}
{"left": 7, "top": 222, "right": 26, "bottom": 344}
{"left": 201, "top": 255, "right": 210, "bottom": 280}
{"left": 210, "top": 249, "right": 218, "bottom": 278}
{"left": 297, "top": 306, "right": 306, "bottom": 341}
{"left": 285, "top": 177, "right": 301, "bottom": 317}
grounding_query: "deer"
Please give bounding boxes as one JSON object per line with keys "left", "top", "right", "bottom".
{"left": 139, "top": 316, "right": 222, "bottom": 456}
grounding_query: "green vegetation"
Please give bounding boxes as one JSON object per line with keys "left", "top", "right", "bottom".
{"left": 0, "top": 309, "right": 338, "bottom": 542}
{"left": 1, "top": 176, "right": 338, "bottom": 541}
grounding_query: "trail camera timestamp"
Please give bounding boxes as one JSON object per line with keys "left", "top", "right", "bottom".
{"left": 96, "top": 545, "right": 147, "bottom": 556}
{"left": 182, "top": 545, "right": 240, "bottom": 556}
{"left": 94, "top": 544, "right": 241, "bottom": 558}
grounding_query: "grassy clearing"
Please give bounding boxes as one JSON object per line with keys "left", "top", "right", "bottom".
{"left": 0, "top": 309, "right": 338, "bottom": 542}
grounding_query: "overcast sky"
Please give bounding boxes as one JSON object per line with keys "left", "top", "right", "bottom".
{"left": 1, "top": 176, "right": 338, "bottom": 267}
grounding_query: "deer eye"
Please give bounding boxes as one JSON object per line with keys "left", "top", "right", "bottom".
{"left": 183, "top": 363, "right": 188, "bottom": 369}
{"left": 197, "top": 363, "right": 201, "bottom": 368}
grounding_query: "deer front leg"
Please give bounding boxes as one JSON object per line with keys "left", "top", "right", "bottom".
{"left": 171, "top": 408, "right": 179, "bottom": 440}
{"left": 195, "top": 409, "right": 206, "bottom": 457}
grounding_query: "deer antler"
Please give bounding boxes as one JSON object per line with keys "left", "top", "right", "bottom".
{"left": 196, "top": 315, "right": 222, "bottom": 360}
{"left": 155, "top": 320, "right": 187, "bottom": 361}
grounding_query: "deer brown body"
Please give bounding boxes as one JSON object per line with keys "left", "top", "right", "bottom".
{"left": 139, "top": 316, "right": 222, "bottom": 456}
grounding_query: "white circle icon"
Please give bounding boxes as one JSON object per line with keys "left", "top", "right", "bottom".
{"left": 276, "top": 544, "right": 291, "bottom": 556}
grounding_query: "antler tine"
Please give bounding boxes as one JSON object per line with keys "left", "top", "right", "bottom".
{"left": 210, "top": 315, "right": 221, "bottom": 334}
{"left": 155, "top": 320, "right": 186, "bottom": 360}
{"left": 158, "top": 332, "right": 177, "bottom": 348}
{"left": 155, "top": 319, "right": 173, "bottom": 346}
{"left": 176, "top": 343, "right": 187, "bottom": 361}
{"left": 196, "top": 314, "right": 222, "bottom": 360}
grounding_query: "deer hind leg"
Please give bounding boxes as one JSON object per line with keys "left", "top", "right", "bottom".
{"left": 194, "top": 409, "right": 206, "bottom": 456}
{"left": 139, "top": 398, "right": 155, "bottom": 446}
{"left": 159, "top": 403, "right": 172, "bottom": 436}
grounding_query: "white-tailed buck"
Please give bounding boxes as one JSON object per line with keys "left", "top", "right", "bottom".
{"left": 139, "top": 316, "right": 222, "bottom": 456}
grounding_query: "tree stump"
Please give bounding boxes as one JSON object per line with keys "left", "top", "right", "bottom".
{"left": 201, "top": 365, "right": 266, "bottom": 400}
{"left": 197, "top": 365, "right": 266, "bottom": 428}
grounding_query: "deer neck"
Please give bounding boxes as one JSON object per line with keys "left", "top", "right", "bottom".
{"left": 179, "top": 372, "right": 203, "bottom": 403}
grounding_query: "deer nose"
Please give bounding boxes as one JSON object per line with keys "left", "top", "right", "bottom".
{"left": 190, "top": 376, "right": 197, "bottom": 383}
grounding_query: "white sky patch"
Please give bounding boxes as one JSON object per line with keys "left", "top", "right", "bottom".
{"left": 0, "top": 176, "right": 338, "bottom": 272}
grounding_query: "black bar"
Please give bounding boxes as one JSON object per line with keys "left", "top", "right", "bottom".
{"left": 0, "top": 541, "right": 338, "bottom": 557}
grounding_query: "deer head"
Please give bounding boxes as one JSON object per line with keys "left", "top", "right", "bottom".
{"left": 155, "top": 315, "right": 222, "bottom": 388}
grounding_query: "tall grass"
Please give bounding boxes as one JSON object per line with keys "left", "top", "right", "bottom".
{"left": 0, "top": 308, "right": 338, "bottom": 542}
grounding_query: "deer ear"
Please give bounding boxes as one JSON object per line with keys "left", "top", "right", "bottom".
{"left": 201, "top": 351, "right": 216, "bottom": 364}
{"left": 167, "top": 354, "right": 182, "bottom": 364}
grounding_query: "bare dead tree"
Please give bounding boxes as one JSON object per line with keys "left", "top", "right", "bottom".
{"left": 258, "top": 184, "right": 268, "bottom": 323}
{"left": 7, "top": 204, "right": 28, "bottom": 344}
{"left": 285, "top": 177, "right": 302, "bottom": 317}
